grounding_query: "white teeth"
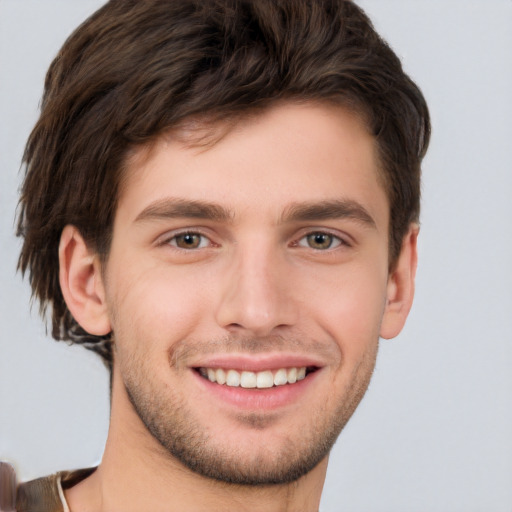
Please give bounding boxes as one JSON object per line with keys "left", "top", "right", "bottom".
{"left": 215, "top": 368, "right": 226, "bottom": 385}
{"left": 240, "top": 371, "right": 257, "bottom": 388}
{"left": 273, "top": 368, "right": 288, "bottom": 386}
{"left": 201, "top": 367, "right": 308, "bottom": 388}
{"left": 256, "top": 370, "right": 274, "bottom": 389}
{"left": 226, "top": 369, "right": 241, "bottom": 387}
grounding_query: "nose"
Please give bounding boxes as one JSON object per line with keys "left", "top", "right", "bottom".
{"left": 215, "top": 242, "right": 298, "bottom": 337}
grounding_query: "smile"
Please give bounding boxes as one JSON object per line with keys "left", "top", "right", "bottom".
{"left": 198, "top": 367, "right": 311, "bottom": 389}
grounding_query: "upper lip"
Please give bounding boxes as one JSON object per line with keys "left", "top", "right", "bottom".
{"left": 189, "top": 353, "right": 325, "bottom": 372}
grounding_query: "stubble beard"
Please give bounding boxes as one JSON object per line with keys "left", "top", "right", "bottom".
{"left": 120, "top": 339, "right": 378, "bottom": 486}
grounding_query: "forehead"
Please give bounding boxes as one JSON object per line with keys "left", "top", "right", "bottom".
{"left": 117, "top": 102, "right": 388, "bottom": 228}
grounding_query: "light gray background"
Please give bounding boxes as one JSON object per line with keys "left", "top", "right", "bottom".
{"left": 1, "top": 1, "right": 511, "bottom": 511}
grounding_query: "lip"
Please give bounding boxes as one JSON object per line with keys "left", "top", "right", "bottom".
{"left": 190, "top": 355, "right": 323, "bottom": 411}
{"left": 189, "top": 353, "right": 325, "bottom": 372}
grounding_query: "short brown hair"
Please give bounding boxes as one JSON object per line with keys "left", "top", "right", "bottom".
{"left": 17, "top": 0, "right": 430, "bottom": 368}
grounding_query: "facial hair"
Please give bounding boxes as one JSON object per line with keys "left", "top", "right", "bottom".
{"left": 118, "top": 334, "right": 378, "bottom": 486}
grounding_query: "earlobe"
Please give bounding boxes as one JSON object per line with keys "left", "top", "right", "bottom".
{"left": 380, "top": 224, "right": 419, "bottom": 340}
{"left": 59, "top": 225, "right": 111, "bottom": 336}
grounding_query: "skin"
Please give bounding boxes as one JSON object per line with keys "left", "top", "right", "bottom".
{"left": 59, "top": 102, "right": 418, "bottom": 512}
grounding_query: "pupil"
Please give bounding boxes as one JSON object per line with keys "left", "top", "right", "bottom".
{"left": 177, "top": 233, "right": 199, "bottom": 248}
{"left": 309, "top": 233, "right": 331, "bottom": 249}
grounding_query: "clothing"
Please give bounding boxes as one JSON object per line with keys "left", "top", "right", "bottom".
{"left": 15, "top": 468, "right": 95, "bottom": 512}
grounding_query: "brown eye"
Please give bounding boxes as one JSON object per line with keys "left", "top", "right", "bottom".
{"left": 171, "top": 233, "right": 207, "bottom": 249}
{"left": 298, "top": 232, "right": 342, "bottom": 250}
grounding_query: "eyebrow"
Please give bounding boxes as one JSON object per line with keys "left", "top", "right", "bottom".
{"left": 281, "top": 199, "right": 377, "bottom": 228}
{"left": 134, "top": 198, "right": 234, "bottom": 223}
{"left": 134, "top": 197, "right": 376, "bottom": 228}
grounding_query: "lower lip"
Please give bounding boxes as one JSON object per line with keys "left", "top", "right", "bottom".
{"left": 192, "top": 369, "right": 320, "bottom": 411}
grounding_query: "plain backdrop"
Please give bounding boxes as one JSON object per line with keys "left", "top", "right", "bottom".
{"left": 1, "top": 1, "right": 511, "bottom": 511}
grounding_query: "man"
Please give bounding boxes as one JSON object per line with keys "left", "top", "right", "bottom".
{"left": 10, "top": 0, "right": 430, "bottom": 510}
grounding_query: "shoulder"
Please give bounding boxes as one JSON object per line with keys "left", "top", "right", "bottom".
{"left": 16, "top": 471, "right": 63, "bottom": 512}
{"left": 7, "top": 464, "right": 96, "bottom": 512}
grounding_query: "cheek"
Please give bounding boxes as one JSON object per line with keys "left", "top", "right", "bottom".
{"left": 106, "top": 263, "right": 213, "bottom": 357}
{"left": 299, "top": 260, "right": 388, "bottom": 355}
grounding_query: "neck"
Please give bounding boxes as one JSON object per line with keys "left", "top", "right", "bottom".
{"left": 65, "top": 371, "right": 328, "bottom": 512}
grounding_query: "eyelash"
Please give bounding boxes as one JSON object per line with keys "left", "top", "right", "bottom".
{"left": 160, "top": 229, "right": 349, "bottom": 252}
{"left": 295, "top": 232, "right": 346, "bottom": 250}
{"left": 163, "top": 231, "right": 213, "bottom": 250}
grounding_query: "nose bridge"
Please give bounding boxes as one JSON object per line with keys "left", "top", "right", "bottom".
{"left": 215, "top": 236, "right": 296, "bottom": 335}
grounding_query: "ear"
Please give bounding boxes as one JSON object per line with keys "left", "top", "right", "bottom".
{"left": 59, "top": 225, "right": 111, "bottom": 336}
{"left": 380, "top": 224, "right": 419, "bottom": 340}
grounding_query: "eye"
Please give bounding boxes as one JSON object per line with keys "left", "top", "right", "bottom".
{"left": 297, "top": 232, "right": 343, "bottom": 250}
{"left": 168, "top": 232, "right": 210, "bottom": 249}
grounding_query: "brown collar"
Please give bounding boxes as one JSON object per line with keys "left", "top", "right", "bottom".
{"left": 16, "top": 468, "right": 96, "bottom": 512}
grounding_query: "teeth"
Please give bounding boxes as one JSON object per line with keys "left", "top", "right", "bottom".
{"left": 226, "top": 369, "right": 241, "bottom": 387}
{"left": 273, "top": 368, "right": 288, "bottom": 386}
{"left": 215, "top": 368, "right": 226, "bottom": 385}
{"left": 256, "top": 370, "right": 274, "bottom": 389}
{"left": 202, "top": 367, "right": 308, "bottom": 388}
{"left": 240, "top": 371, "right": 257, "bottom": 388}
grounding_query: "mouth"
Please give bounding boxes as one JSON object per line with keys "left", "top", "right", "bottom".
{"left": 196, "top": 366, "right": 318, "bottom": 389}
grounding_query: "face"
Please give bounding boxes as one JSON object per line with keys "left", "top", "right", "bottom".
{"left": 102, "top": 103, "right": 394, "bottom": 484}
